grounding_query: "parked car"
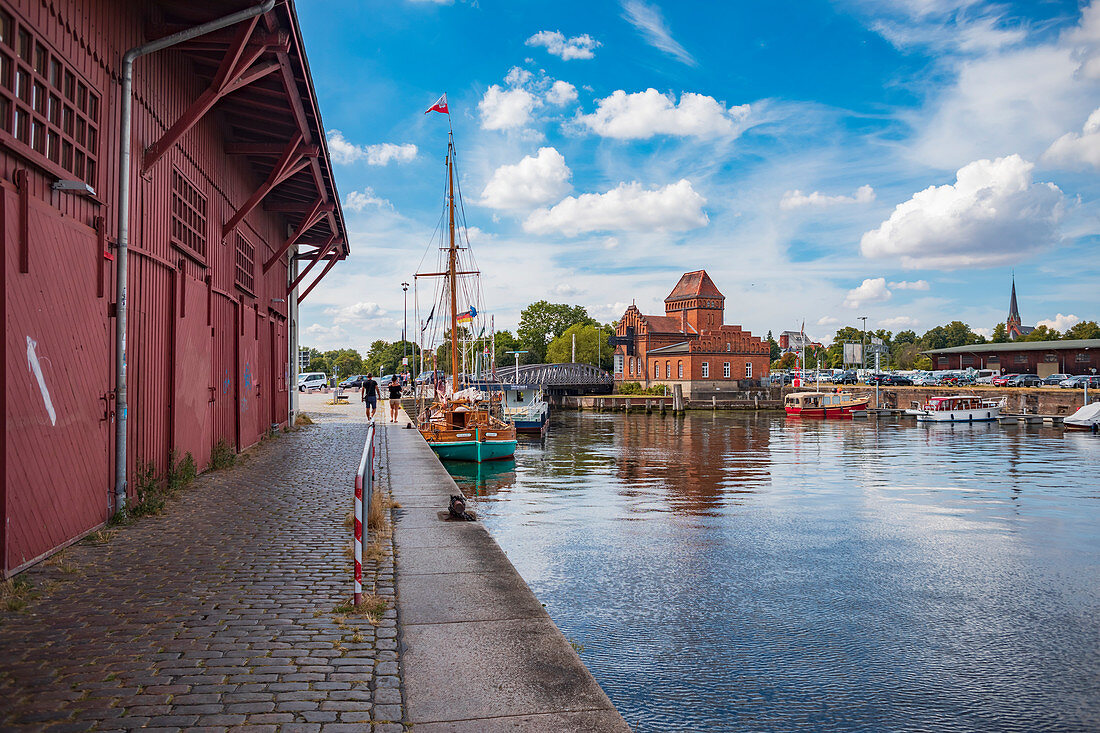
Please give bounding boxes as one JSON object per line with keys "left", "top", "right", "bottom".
{"left": 1007, "top": 374, "right": 1042, "bottom": 388}
{"left": 1042, "top": 373, "right": 1071, "bottom": 386}
{"left": 991, "top": 373, "right": 1019, "bottom": 387}
{"left": 1061, "top": 375, "right": 1100, "bottom": 389}
{"left": 415, "top": 370, "right": 445, "bottom": 385}
{"left": 834, "top": 370, "right": 858, "bottom": 384}
{"left": 869, "top": 373, "right": 914, "bottom": 386}
{"left": 298, "top": 372, "right": 328, "bottom": 390}
{"left": 339, "top": 375, "right": 367, "bottom": 389}
{"left": 913, "top": 374, "right": 940, "bottom": 386}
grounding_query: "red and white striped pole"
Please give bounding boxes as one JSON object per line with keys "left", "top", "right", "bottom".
{"left": 353, "top": 423, "right": 375, "bottom": 606}
{"left": 353, "top": 470, "right": 364, "bottom": 606}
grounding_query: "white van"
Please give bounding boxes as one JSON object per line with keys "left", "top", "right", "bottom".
{"left": 298, "top": 372, "right": 328, "bottom": 391}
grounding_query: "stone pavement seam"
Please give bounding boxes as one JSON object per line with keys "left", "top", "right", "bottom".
{"left": 0, "top": 396, "right": 407, "bottom": 733}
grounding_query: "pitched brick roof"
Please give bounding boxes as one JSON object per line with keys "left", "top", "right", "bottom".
{"left": 664, "top": 270, "right": 724, "bottom": 303}
{"left": 641, "top": 315, "right": 685, "bottom": 333}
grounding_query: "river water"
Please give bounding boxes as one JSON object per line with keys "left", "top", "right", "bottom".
{"left": 442, "top": 411, "right": 1100, "bottom": 732}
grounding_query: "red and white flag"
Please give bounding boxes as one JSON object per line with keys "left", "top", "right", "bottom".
{"left": 425, "top": 93, "right": 448, "bottom": 115}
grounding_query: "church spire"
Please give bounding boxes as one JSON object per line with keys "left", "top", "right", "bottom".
{"left": 1008, "top": 275, "right": 1021, "bottom": 325}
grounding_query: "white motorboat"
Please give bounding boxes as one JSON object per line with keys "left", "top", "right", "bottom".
{"left": 915, "top": 395, "right": 1006, "bottom": 423}
{"left": 1064, "top": 403, "right": 1100, "bottom": 432}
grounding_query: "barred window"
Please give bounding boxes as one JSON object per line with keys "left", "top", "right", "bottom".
{"left": 1077, "top": 353, "right": 1091, "bottom": 363}
{"left": 677, "top": 361, "right": 683, "bottom": 378}
{"left": 0, "top": 9, "right": 100, "bottom": 186}
{"left": 701, "top": 362, "right": 709, "bottom": 378}
{"left": 171, "top": 168, "right": 207, "bottom": 261}
{"left": 235, "top": 233, "right": 255, "bottom": 293}
{"left": 1014, "top": 354, "right": 1027, "bottom": 364}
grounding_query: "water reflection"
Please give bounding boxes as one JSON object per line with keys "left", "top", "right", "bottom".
{"left": 443, "top": 411, "right": 1100, "bottom": 732}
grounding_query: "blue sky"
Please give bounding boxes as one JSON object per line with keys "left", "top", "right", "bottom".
{"left": 295, "top": 0, "right": 1100, "bottom": 354}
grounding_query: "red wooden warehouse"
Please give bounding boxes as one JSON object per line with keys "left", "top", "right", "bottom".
{"left": 1, "top": 0, "right": 347, "bottom": 576}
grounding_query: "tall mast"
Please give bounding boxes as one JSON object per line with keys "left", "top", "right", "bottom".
{"left": 448, "top": 134, "right": 459, "bottom": 391}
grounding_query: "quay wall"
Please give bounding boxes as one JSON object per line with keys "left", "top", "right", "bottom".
{"left": 785, "top": 385, "right": 1088, "bottom": 415}
{"left": 560, "top": 386, "right": 1090, "bottom": 414}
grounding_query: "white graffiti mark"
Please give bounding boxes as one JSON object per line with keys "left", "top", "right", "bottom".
{"left": 26, "top": 336, "right": 57, "bottom": 426}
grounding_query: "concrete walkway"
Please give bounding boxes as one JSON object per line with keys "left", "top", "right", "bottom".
{"left": 383, "top": 415, "right": 630, "bottom": 732}
{"left": 0, "top": 399, "right": 404, "bottom": 732}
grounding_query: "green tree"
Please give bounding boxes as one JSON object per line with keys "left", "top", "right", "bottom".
{"left": 307, "top": 355, "right": 332, "bottom": 374}
{"left": 920, "top": 321, "right": 985, "bottom": 350}
{"left": 546, "top": 323, "right": 613, "bottom": 370}
{"left": 1065, "top": 320, "right": 1100, "bottom": 340}
{"left": 517, "top": 301, "right": 595, "bottom": 363}
{"left": 332, "top": 349, "right": 364, "bottom": 379}
{"left": 1020, "top": 325, "right": 1060, "bottom": 342}
{"left": 990, "top": 322, "right": 1009, "bottom": 343}
{"left": 766, "top": 330, "right": 781, "bottom": 362}
{"left": 772, "top": 352, "right": 797, "bottom": 370}
{"left": 824, "top": 326, "right": 864, "bottom": 368}
{"left": 491, "top": 329, "right": 521, "bottom": 368}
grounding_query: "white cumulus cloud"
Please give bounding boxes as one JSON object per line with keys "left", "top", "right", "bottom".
{"left": 780, "top": 185, "right": 875, "bottom": 210}
{"left": 843, "top": 278, "right": 892, "bottom": 309}
{"left": 546, "top": 80, "right": 578, "bottom": 106}
{"left": 579, "top": 89, "right": 750, "bottom": 139}
{"left": 1036, "top": 313, "right": 1081, "bottom": 331}
{"left": 1043, "top": 107, "right": 1100, "bottom": 169}
{"left": 621, "top": 0, "right": 696, "bottom": 66}
{"left": 479, "top": 85, "right": 539, "bottom": 131}
{"left": 344, "top": 188, "right": 392, "bottom": 212}
{"left": 324, "top": 302, "right": 387, "bottom": 325}
{"left": 524, "top": 179, "right": 708, "bottom": 236}
{"left": 525, "top": 30, "right": 600, "bottom": 60}
{"left": 879, "top": 316, "right": 920, "bottom": 328}
{"left": 860, "top": 155, "right": 1064, "bottom": 269}
{"left": 817, "top": 316, "right": 840, "bottom": 326}
{"left": 480, "top": 147, "right": 572, "bottom": 211}
{"left": 326, "top": 130, "right": 417, "bottom": 165}
{"left": 887, "top": 280, "right": 930, "bottom": 291}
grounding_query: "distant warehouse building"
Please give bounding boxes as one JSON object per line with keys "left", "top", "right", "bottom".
{"left": 1, "top": 0, "right": 347, "bottom": 575}
{"left": 924, "top": 340, "right": 1100, "bottom": 377}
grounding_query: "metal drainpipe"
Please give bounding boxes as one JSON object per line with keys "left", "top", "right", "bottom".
{"left": 114, "top": 0, "right": 275, "bottom": 512}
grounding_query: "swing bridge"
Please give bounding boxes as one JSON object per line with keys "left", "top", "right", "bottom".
{"left": 482, "top": 362, "right": 614, "bottom": 395}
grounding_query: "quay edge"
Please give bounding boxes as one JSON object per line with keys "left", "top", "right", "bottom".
{"left": 382, "top": 420, "right": 632, "bottom": 731}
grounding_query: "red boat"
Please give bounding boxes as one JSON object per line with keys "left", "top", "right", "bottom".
{"left": 784, "top": 391, "right": 869, "bottom": 419}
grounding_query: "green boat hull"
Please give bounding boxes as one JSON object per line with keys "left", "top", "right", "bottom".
{"left": 428, "top": 439, "right": 517, "bottom": 462}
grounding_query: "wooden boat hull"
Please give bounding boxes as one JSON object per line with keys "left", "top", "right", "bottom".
{"left": 422, "top": 425, "right": 517, "bottom": 462}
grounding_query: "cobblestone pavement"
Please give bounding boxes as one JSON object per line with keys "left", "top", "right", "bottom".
{"left": 0, "top": 400, "right": 406, "bottom": 732}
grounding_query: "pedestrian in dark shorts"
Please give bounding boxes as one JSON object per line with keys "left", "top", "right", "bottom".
{"left": 387, "top": 375, "right": 403, "bottom": 422}
{"left": 362, "top": 373, "right": 380, "bottom": 420}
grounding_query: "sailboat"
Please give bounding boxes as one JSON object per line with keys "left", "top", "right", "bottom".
{"left": 415, "top": 122, "right": 517, "bottom": 462}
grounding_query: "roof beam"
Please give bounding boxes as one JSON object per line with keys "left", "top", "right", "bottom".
{"left": 226, "top": 142, "right": 319, "bottom": 156}
{"left": 142, "top": 16, "right": 291, "bottom": 172}
{"left": 296, "top": 251, "right": 342, "bottom": 304}
{"left": 263, "top": 198, "right": 333, "bottom": 273}
{"left": 287, "top": 233, "right": 338, "bottom": 296}
{"left": 223, "top": 132, "right": 314, "bottom": 239}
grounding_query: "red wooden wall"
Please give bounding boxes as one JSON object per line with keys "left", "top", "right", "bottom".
{"left": 2, "top": 0, "right": 303, "bottom": 575}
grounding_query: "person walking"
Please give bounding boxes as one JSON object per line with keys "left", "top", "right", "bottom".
{"left": 361, "top": 373, "right": 380, "bottom": 420}
{"left": 387, "top": 375, "right": 403, "bottom": 422}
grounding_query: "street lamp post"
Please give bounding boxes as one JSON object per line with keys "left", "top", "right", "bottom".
{"left": 505, "top": 350, "right": 528, "bottom": 382}
{"left": 859, "top": 316, "right": 868, "bottom": 372}
{"left": 401, "top": 282, "right": 409, "bottom": 376}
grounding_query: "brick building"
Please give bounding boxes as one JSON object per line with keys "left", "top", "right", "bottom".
{"left": 925, "top": 339, "right": 1100, "bottom": 376}
{"left": 612, "top": 271, "right": 770, "bottom": 396}
{"left": 1, "top": 0, "right": 347, "bottom": 575}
